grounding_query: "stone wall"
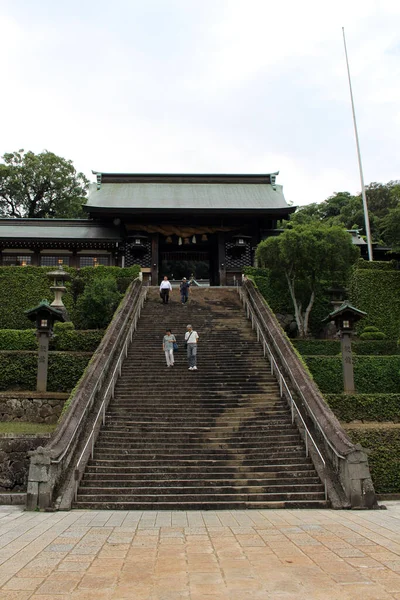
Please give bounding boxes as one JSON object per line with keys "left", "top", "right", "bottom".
{"left": 0, "top": 434, "right": 51, "bottom": 492}
{"left": 0, "top": 392, "right": 68, "bottom": 424}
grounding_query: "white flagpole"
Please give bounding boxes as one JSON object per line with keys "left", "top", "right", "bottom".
{"left": 342, "top": 27, "right": 373, "bottom": 261}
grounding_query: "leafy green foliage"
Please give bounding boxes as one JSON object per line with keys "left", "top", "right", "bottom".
{"left": 346, "top": 427, "right": 400, "bottom": 493}
{"left": 0, "top": 149, "right": 89, "bottom": 218}
{"left": 305, "top": 356, "right": 400, "bottom": 394}
{"left": 0, "top": 352, "right": 90, "bottom": 392}
{"left": 0, "top": 265, "right": 140, "bottom": 330}
{"left": 284, "top": 181, "right": 400, "bottom": 247}
{"left": 293, "top": 339, "right": 400, "bottom": 355}
{"left": 75, "top": 277, "right": 122, "bottom": 329}
{"left": 292, "top": 340, "right": 341, "bottom": 355}
{"left": 256, "top": 224, "right": 359, "bottom": 337}
{"left": 350, "top": 269, "right": 400, "bottom": 339}
{"left": 325, "top": 394, "right": 400, "bottom": 423}
{"left": 51, "top": 330, "right": 104, "bottom": 352}
{"left": 0, "top": 330, "right": 37, "bottom": 350}
{"left": 356, "top": 259, "right": 398, "bottom": 270}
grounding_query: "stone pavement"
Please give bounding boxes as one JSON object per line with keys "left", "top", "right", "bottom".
{"left": 2, "top": 505, "right": 400, "bottom": 599}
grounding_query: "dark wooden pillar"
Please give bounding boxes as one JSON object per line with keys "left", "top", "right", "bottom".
{"left": 70, "top": 249, "right": 79, "bottom": 269}
{"left": 151, "top": 233, "right": 159, "bottom": 285}
{"left": 218, "top": 232, "right": 227, "bottom": 286}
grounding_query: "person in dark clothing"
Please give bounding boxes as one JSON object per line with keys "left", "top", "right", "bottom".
{"left": 180, "top": 277, "right": 190, "bottom": 304}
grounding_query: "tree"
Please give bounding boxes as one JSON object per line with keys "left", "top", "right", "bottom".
{"left": 381, "top": 207, "right": 400, "bottom": 251}
{"left": 0, "top": 149, "right": 89, "bottom": 218}
{"left": 256, "top": 224, "right": 359, "bottom": 338}
{"left": 76, "top": 277, "right": 122, "bottom": 329}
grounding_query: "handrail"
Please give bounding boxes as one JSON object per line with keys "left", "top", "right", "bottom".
{"left": 239, "top": 282, "right": 346, "bottom": 461}
{"left": 73, "top": 286, "right": 147, "bottom": 500}
{"left": 237, "top": 285, "right": 326, "bottom": 468}
{"left": 51, "top": 280, "right": 145, "bottom": 465}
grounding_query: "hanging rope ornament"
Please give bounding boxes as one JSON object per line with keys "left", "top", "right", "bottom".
{"left": 178, "top": 237, "right": 182, "bottom": 246}
{"left": 192, "top": 235, "right": 196, "bottom": 244}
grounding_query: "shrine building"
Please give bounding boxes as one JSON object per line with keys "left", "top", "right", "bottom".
{"left": 0, "top": 172, "right": 294, "bottom": 285}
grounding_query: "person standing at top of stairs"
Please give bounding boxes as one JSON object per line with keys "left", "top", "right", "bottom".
{"left": 185, "top": 324, "right": 199, "bottom": 371}
{"left": 180, "top": 277, "right": 190, "bottom": 304}
{"left": 159, "top": 276, "right": 172, "bottom": 304}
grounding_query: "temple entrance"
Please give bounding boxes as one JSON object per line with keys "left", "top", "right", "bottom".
{"left": 160, "top": 251, "right": 210, "bottom": 285}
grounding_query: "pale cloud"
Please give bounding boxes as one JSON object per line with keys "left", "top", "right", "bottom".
{"left": 0, "top": 0, "right": 399, "bottom": 207}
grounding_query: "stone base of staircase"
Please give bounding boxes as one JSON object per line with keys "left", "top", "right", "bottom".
{"left": 74, "top": 288, "right": 328, "bottom": 510}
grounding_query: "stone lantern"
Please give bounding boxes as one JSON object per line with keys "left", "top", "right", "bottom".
{"left": 25, "top": 301, "right": 65, "bottom": 392}
{"left": 323, "top": 302, "right": 367, "bottom": 393}
{"left": 46, "top": 265, "right": 71, "bottom": 320}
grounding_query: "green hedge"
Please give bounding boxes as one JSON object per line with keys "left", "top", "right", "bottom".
{"left": 293, "top": 339, "right": 400, "bottom": 356}
{"left": 52, "top": 330, "right": 104, "bottom": 352}
{"left": 346, "top": 427, "right": 400, "bottom": 493}
{"left": 0, "top": 265, "right": 140, "bottom": 330}
{"left": 350, "top": 269, "right": 400, "bottom": 339}
{"left": 325, "top": 394, "right": 400, "bottom": 422}
{"left": 355, "top": 259, "right": 398, "bottom": 270}
{"left": 0, "top": 329, "right": 104, "bottom": 352}
{"left": 0, "top": 329, "right": 37, "bottom": 350}
{"left": 305, "top": 356, "right": 400, "bottom": 394}
{"left": 292, "top": 340, "right": 341, "bottom": 355}
{"left": 0, "top": 351, "right": 91, "bottom": 392}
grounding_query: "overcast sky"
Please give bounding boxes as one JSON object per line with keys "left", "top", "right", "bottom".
{"left": 0, "top": 0, "right": 399, "bottom": 206}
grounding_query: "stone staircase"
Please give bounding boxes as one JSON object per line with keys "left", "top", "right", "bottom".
{"left": 74, "top": 287, "right": 327, "bottom": 509}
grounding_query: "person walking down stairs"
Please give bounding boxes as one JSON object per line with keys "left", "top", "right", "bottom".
{"left": 162, "top": 328, "right": 176, "bottom": 368}
{"left": 159, "top": 276, "right": 172, "bottom": 304}
{"left": 185, "top": 324, "right": 199, "bottom": 371}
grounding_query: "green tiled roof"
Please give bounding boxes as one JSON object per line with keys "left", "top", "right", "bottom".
{"left": 0, "top": 220, "right": 121, "bottom": 241}
{"left": 86, "top": 177, "right": 290, "bottom": 212}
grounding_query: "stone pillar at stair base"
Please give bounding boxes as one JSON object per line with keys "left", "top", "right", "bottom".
{"left": 26, "top": 447, "right": 53, "bottom": 510}
{"left": 341, "top": 447, "right": 377, "bottom": 509}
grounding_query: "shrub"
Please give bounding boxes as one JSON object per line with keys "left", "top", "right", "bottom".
{"left": 325, "top": 393, "right": 400, "bottom": 422}
{"left": 75, "top": 277, "right": 122, "bottom": 329}
{"left": 293, "top": 339, "right": 400, "bottom": 356}
{"left": 0, "top": 351, "right": 91, "bottom": 392}
{"left": 305, "top": 356, "right": 400, "bottom": 394}
{"left": 359, "top": 331, "right": 386, "bottom": 340}
{"left": 346, "top": 427, "right": 400, "bottom": 493}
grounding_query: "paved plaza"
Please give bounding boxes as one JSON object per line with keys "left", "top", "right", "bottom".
{"left": 2, "top": 505, "right": 400, "bottom": 599}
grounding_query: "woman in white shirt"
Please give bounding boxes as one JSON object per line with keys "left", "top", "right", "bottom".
{"left": 159, "top": 276, "right": 172, "bottom": 304}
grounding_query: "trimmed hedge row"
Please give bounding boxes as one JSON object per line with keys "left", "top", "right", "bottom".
{"left": 0, "top": 351, "right": 91, "bottom": 392}
{"left": 0, "top": 330, "right": 37, "bottom": 351}
{"left": 346, "top": 427, "right": 400, "bottom": 493}
{"left": 325, "top": 394, "right": 400, "bottom": 423}
{"left": 52, "top": 330, "right": 104, "bottom": 352}
{"left": 0, "top": 265, "right": 140, "bottom": 329}
{"left": 355, "top": 259, "right": 398, "bottom": 270}
{"left": 292, "top": 339, "right": 400, "bottom": 356}
{"left": 0, "top": 329, "right": 104, "bottom": 352}
{"left": 350, "top": 269, "right": 400, "bottom": 339}
{"left": 305, "top": 356, "right": 400, "bottom": 394}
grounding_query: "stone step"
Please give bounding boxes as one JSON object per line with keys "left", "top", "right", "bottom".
{"left": 75, "top": 490, "right": 326, "bottom": 503}
{"left": 80, "top": 475, "right": 321, "bottom": 486}
{"left": 84, "top": 463, "right": 316, "bottom": 475}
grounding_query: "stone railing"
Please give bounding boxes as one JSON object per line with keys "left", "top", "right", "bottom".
{"left": 240, "top": 279, "right": 377, "bottom": 509}
{"left": 26, "top": 278, "right": 146, "bottom": 510}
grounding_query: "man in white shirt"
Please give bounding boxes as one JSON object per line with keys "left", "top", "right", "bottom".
{"left": 185, "top": 324, "right": 199, "bottom": 370}
{"left": 159, "top": 276, "right": 172, "bottom": 304}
